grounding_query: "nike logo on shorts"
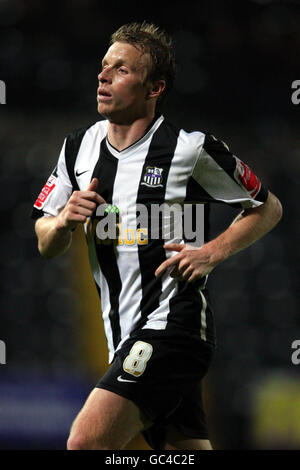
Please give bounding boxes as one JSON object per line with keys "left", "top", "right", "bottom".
{"left": 117, "top": 375, "right": 137, "bottom": 383}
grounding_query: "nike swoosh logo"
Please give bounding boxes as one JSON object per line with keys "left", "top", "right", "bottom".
{"left": 75, "top": 169, "right": 89, "bottom": 177}
{"left": 117, "top": 375, "right": 137, "bottom": 383}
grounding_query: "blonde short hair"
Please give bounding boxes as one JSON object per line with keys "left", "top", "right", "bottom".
{"left": 110, "top": 22, "right": 176, "bottom": 111}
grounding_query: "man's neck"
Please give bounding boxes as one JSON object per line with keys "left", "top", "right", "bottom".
{"left": 107, "top": 112, "right": 157, "bottom": 152}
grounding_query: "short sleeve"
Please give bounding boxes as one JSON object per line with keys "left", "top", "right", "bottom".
{"left": 31, "top": 139, "right": 73, "bottom": 219}
{"left": 187, "top": 134, "right": 268, "bottom": 209}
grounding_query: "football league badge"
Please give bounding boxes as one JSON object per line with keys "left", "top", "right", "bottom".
{"left": 141, "top": 166, "right": 163, "bottom": 188}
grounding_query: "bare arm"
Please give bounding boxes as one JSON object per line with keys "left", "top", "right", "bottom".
{"left": 155, "top": 191, "right": 282, "bottom": 282}
{"left": 35, "top": 215, "right": 73, "bottom": 259}
{"left": 35, "top": 178, "right": 105, "bottom": 258}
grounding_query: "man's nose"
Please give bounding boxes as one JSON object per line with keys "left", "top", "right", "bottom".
{"left": 98, "top": 68, "right": 111, "bottom": 83}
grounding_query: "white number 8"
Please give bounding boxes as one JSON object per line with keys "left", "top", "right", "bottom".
{"left": 123, "top": 341, "right": 153, "bottom": 377}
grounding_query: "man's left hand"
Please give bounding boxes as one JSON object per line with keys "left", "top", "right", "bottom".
{"left": 155, "top": 243, "right": 217, "bottom": 283}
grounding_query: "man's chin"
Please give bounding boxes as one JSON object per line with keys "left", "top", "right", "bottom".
{"left": 97, "top": 103, "right": 110, "bottom": 117}
{"left": 97, "top": 103, "right": 118, "bottom": 120}
{"left": 97, "top": 105, "right": 124, "bottom": 124}
{"left": 97, "top": 104, "right": 138, "bottom": 125}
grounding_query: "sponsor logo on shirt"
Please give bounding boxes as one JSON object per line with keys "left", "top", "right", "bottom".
{"left": 235, "top": 159, "right": 261, "bottom": 198}
{"left": 34, "top": 174, "right": 57, "bottom": 209}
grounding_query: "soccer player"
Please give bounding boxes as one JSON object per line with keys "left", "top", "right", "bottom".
{"left": 32, "top": 22, "right": 282, "bottom": 450}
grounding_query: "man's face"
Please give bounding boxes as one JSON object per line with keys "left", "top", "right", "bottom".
{"left": 97, "top": 41, "right": 152, "bottom": 123}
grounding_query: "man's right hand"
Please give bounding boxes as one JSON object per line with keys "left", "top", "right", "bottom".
{"left": 56, "top": 178, "right": 106, "bottom": 231}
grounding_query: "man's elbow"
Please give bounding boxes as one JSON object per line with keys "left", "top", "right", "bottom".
{"left": 261, "top": 191, "right": 282, "bottom": 229}
{"left": 269, "top": 192, "right": 283, "bottom": 224}
{"left": 37, "top": 240, "right": 55, "bottom": 259}
{"left": 37, "top": 235, "right": 71, "bottom": 259}
{"left": 275, "top": 198, "right": 283, "bottom": 223}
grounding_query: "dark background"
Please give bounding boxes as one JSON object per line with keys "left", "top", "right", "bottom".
{"left": 0, "top": 0, "right": 299, "bottom": 450}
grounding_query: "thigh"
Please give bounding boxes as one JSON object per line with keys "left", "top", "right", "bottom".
{"left": 143, "top": 380, "right": 211, "bottom": 450}
{"left": 67, "top": 387, "right": 147, "bottom": 450}
{"left": 164, "top": 425, "right": 213, "bottom": 450}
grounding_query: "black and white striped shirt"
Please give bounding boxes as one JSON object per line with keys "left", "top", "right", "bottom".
{"left": 32, "top": 115, "right": 268, "bottom": 362}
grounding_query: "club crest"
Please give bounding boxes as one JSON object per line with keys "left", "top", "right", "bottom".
{"left": 141, "top": 166, "right": 163, "bottom": 188}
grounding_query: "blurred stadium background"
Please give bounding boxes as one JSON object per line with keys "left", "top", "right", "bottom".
{"left": 0, "top": 0, "right": 299, "bottom": 450}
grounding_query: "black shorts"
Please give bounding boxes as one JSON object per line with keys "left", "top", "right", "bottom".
{"left": 96, "top": 326, "right": 215, "bottom": 450}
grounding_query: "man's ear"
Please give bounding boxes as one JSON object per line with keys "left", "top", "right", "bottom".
{"left": 147, "top": 80, "right": 166, "bottom": 99}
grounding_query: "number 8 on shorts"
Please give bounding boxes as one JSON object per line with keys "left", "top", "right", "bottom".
{"left": 123, "top": 341, "right": 153, "bottom": 377}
